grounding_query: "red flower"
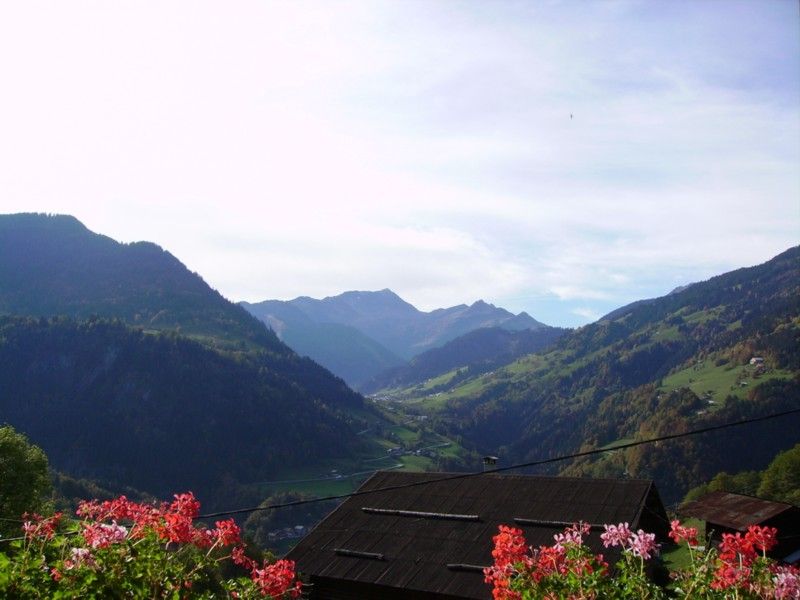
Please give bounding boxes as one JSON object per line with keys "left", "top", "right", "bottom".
{"left": 491, "top": 525, "right": 527, "bottom": 568}
{"left": 251, "top": 559, "right": 302, "bottom": 598}
{"left": 21, "top": 512, "right": 62, "bottom": 541}
{"left": 169, "top": 492, "right": 201, "bottom": 519}
{"left": 668, "top": 520, "right": 698, "bottom": 547}
{"left": 232, "top": 546, "right": 256, "bottom": 570}
{"left": 744, "top": 525, "right": 777, "bottom": 553}
{"left": 213, "top": 519, "right": 241, "bottom": 546}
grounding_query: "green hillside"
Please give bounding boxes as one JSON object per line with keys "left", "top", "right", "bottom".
{"left": 362, "top": 325, "right": 567, "bottom": 395}
{"left": 384, "top": 247, "right": 800, "bottom": 502}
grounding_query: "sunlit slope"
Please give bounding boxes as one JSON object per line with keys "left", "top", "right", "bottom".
{"left": 387, "top": 247, "right": 799, "bottom": 500}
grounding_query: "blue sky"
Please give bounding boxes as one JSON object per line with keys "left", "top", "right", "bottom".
{"left": 0, "top": 0, "right": 797, "bottom": 326}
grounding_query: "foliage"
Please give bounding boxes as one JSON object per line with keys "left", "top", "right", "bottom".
{"left": 484, "top": 521, "right": 800, "bottom": 599}
{"left": 757, "top": 443, "right": 800, "bottom": 505}
{"left": 683, "top": 443, "right": 800, "bottom": 505}
{"left": 0, "top": 492, "right": 301, "bottom": 599}
{"left": 242, "top": 492, "right": 337, "bottom": 551}
{"left": 0, "top": 316, "right": 371, "bottom": 506}
{"left": 362, "top": 326, "right": 567, "bottom": 394}
{"left": 0, "top": 426, "right": 51, "bottom": 539}
{"left": 409, "top": 246, "right": 799, "bottom": 503}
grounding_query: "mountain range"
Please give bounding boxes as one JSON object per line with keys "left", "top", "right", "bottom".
{"left": 1, "top": 212, "right": 797, "bottom": 510}
{"left": 375, "top": 246, "right": 800, "bottom": 502}
{"left": 0, "top": 214, "right": 376, "bottom": 506}
{"left": 241, "top": 290, "right": 547, "bottom": 387}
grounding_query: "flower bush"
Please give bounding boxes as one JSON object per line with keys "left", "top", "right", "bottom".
{"left": 0, "top": 492, "right": 302, "bottom": 599}
{"left": 485, "top": 520, "right": 800, "bottom": 599}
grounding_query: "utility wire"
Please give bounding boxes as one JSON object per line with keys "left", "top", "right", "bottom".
{"left": 2, "top": 407, "right": 798, "bottom": 542}
{"left": 196, "top": 406, "right": 800, "bottom": 520}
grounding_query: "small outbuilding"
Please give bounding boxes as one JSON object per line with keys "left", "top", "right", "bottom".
{"left": 680, "top": 491, "right": 800, "bottom": 562}
{"left": 286, "top": 471, "right": 670, "bottom": 600}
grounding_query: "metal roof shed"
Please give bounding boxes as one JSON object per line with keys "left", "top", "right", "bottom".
{"left": 680, "top": 491, "right": 800, "bottom": 562}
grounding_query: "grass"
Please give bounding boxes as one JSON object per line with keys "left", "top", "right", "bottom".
{"left": 661, "top": 518, "right": 706, "bottom": 573}
{"left": 257, "top": 475, "right": 362, "bottom": 498}
{"left": 399, "top": 454, "right": 435, "bottom": 472}
{"left": 598, "top": 437, "right": 635, "bottom": 451}
{"left": 389, "top": 424, "right": 420, "bottom": 444}
{"left": 659, "top": 359, "right": 793, "bottom": 402}
{"left": 419, "top": 368, "right": 463, "bottom": 391}
{"left": 683, "top": 307, "right": 724, "bottom": 325}
{"left": 652, "top": 325, "right": 682, "bottom": 341}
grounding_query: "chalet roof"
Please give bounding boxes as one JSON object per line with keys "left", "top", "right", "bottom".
{"left": 286, "top": 471, "right": 668, "bottom": 600}
{"left": 680, "top": 491, "right": 798, "bottom": 531}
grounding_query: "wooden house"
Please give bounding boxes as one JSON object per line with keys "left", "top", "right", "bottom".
{"left": 286, "top": 471, "right": 670, "bottom": 600}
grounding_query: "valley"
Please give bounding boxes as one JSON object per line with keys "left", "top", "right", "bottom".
{"left": 0, "top": 213, "right": 797, "bottom": 553}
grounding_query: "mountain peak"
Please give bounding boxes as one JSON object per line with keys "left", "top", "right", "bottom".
{"left": 470, "top": 299, "right": 494, "bottom": 308}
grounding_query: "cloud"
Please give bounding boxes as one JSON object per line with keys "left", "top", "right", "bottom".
{"left": 0, "top": 0, "right": 797, "bottom": 326}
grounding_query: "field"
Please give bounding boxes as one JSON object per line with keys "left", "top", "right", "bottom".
{"left": 659, "top": 358, "right": 793, "bottom": 403}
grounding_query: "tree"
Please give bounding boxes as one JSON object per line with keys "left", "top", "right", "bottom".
{"left": 758, "top": 443, "right": 800, "bottom": 505}
{"left": 0, "top": 425, "right": 51, "bottom": 538}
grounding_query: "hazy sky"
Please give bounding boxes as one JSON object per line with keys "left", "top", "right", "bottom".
{"left": 1, "top": 1, "right": 798, "bottom": 326}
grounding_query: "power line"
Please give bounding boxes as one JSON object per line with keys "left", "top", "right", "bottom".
{"left": 195, "top": 407, "right": 800, "bottom": 520}
{"left": 2, "top": 406, "right": 797, "bottom": 542}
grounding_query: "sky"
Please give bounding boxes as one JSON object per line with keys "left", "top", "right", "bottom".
{"left": 0, "top": 1, "right": 797, "bottom": 327}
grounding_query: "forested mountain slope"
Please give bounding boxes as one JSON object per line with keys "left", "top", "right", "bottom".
{"left": 0, "top": 213, "right": 384, "bottom": 507}
{"left": 0, "top": 317, "right": 371, "bottom": 506}
{"left": 406, "top": 247, "right": 800, "bottom": 502}
{"left": 362, "top": 325, "right": 568, "bottom": 394}
{"left": 0, "top": 213, "right": 281, "bottom": 351}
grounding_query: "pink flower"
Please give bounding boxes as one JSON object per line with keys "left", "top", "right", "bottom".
{"left": 553, "top": 522, "right": 590, "bottom": 549}
{"left": 600, "top": 522, "right": 632, "bottom": 548}
{"left": 773, "top": 566, "right": 800, "bottom": 599}
{"left": 628, "top": 529, "right": 659, "bottom": 559}
{"left": 64, "top": 547, "right": 97, "bottom": 570}
{"left": 82, "top": 521, "right": 128, "bottom": 549}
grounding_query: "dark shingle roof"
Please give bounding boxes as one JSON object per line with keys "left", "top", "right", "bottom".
{"left": 286, "top": 471, "right": 667, "bottom": 599}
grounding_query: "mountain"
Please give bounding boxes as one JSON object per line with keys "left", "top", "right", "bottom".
{"left": 0, "top": 316, "right": 370, "bottom": 506}
{"left": 362, "top": 326, "right": 568, "bottom": 395}
{"left": 0, "top": 213, "right": 281, "bottom": 352}
{"left": 384, "top": 247, "right": 800, "bottom": 502}
{"left": 0, "top": 213, "right": 379, "bottom": 506}
{"left": 240, "top": 299, "right": 404, "bottom": 388}
{"left": 242, "top": 289, "right": 546, "bottom": 387}
{"left": 599, "top": 282, "right": 696, "bottom": 322}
